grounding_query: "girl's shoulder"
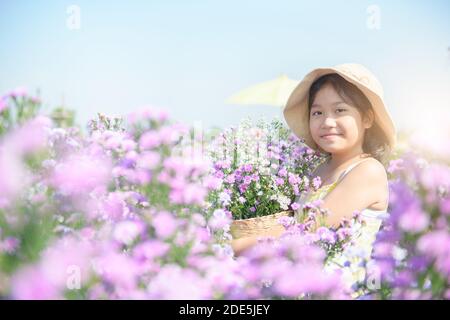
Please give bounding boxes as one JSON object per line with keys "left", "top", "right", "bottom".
{"left": 316, "top": 156, "right": 388, "bottom": 193}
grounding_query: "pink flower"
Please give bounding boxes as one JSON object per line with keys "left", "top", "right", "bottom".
{"left": 9, "top": 87, "right": 27, "bottom": 98}
{"left": 203, "top": 176, "right": 222, "bottom": 190}
{"left": 169, "top": 183, "right": 206, "bottom": 205}
{"left": 439, "top": 197, "right": 450, "bottom": 215}
{"left": 420, "top": 164, "right": 450, "bottom": 193}
{"left": 147, "top": 265, "right": 211, "bottom": 299}
{"left": 137, "top": 151, "right": 161, "bottom": 170}
{"left": 40, "top": 236, "right": 95, "bottom": 289}
{"left": 398, "top": 208, "right": 429, "bottom": 233}
{"left": 0, "top": 151, "right": 25, "bottom": 199}
{"left": 417, "top": 230, "right": 450, "bottom": 258}
{"left": 158, "top": 126, "right": 180, "bottom": 145}
{"left": 152, "top": 211, "right": 178, "bottom": 239}
{"left": 5, "top": 116, "right": 51, "bottom": 155}
{"left": 0, "top": 96, "right": 7, "bottom": 112}
{"left": 225, "top": 174, "right": 236, "bottom": 184}
{"left": 208, "top": 209, "right": 231, "bottom": 231}
{"left": 50, "top": 153, "right": 112, "bottom": 196}
{"left": 274, "top": 263, "right": 342, "bottom": 297}
{"left": 94, "top": 250, "right": 139, "bottom": 291}
{"left": 133, "top": 240, "right": 170, "bottom": 261}
{"left": 139, "top": 131, "right": 160, "bottom": 149}
{"left": 113, "top": 220, "right": 145, "bottom": 245}
{"left": 290, "top": 202, "right": 301, "bottom": 211}
{"left": 99, "top": 192, "right": 129, "bottom": 221}
{"left": 11, "top": 266, "right": 60, "bottom": 300}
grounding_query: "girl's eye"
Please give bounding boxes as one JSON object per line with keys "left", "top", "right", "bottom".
{"left": 311, "top": 111, "right": 321, "bottom": 116}
{"left": 337, "top": 108, "right": 346, "bottom": 113}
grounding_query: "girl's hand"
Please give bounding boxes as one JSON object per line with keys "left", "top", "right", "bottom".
{"left": 231, "top": 225, "right": 286, "bottom": 256}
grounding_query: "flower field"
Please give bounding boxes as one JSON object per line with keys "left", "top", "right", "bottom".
{"left": 0, "top": 89, "right": 449, "bottom": 299}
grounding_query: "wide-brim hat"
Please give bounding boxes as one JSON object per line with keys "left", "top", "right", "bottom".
{"left": 283, "top": 63, "right": 396, "bottom": 151}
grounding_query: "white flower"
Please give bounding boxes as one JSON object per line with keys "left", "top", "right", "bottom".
{"left": 219, "top": 192, "right": 231, "bottom": 206}
{"left": 392, "top": 245, "right": 408, "bottom": 261}
{"left": 277, "top": 195, "right": 290, "bottom": 210}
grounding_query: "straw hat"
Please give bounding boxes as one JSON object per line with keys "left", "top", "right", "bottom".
{"left": 283, "top": 63, "right": 396, "bottom": 151}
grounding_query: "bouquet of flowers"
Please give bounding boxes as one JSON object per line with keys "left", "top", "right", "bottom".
{"left": 204, "top": 118, "right": 326, "bottom": 239}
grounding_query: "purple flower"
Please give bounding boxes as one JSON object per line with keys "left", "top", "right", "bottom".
{"left": 214, "top": 170, "right": 224, "bottom": 179}
{"left": 387, "top": 159, "right": 404, "bottom": 174}
{"left": 290, "top": 202, "right": 301, "bottom": 211}
{"left": 238, "top": 184, "right": 247, "bottom": 194}
{"left": 243, "top": 176, "right": 252, "bottom": 185}
{"left": 288, "top": 173, "right": 299, "bottom": 185}
{"left": 312, "top": 176, "right": 322, "bottom": 189}
{"left": 336, "top": 228, "right": 352, "bottom": 242}
{"left": 278, "top": 168, "right": 287, "bottom": 177}
{"left": 243, "top": 164, "right": 253, "bottom": 173}
{"left": 316, "top": 227, "right": 336, "bottom": 244}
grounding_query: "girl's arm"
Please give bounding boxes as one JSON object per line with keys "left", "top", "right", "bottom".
{"left": 321, "top": 160, "right": 387, "bottom": 228}
{"left": 231, "top": 236, "right": 259, "bottom": 256}
{"left": 231, "top": 225, "right": 286, "bottom": 256}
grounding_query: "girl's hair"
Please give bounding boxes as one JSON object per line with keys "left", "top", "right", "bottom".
{"left": 308, "top": 73, "right": 392, "bottom": 167}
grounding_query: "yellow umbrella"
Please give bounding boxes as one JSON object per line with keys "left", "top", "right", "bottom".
{"left": 226, "top": 74, "right": 299, "bottom": 107}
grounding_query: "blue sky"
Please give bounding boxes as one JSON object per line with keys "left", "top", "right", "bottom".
{"left": 1, "top": 0, "right": 449, "bottom": 135}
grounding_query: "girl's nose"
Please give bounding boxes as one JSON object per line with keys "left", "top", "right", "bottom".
{"left": 322, "top": 116, "right": 337, "bottom": 127}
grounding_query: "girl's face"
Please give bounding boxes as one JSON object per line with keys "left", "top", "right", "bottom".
{"left": 309, "top": 84, "right": 373, "bottom": 155}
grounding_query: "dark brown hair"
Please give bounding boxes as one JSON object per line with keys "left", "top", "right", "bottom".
{"left": 308, "top": 73, "right": 391, "bottom": 166}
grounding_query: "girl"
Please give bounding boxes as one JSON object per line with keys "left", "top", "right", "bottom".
{"left": 231, "top": 63, "right": 396, "bottom": 258}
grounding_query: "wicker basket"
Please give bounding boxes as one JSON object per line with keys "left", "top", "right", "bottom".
{"left": 230, "top": 210, "right": 294, "bottom": 239}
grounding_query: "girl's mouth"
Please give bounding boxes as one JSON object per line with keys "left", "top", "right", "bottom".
{"left": 321, "top": 134, "right": 342, "bottom": 139}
